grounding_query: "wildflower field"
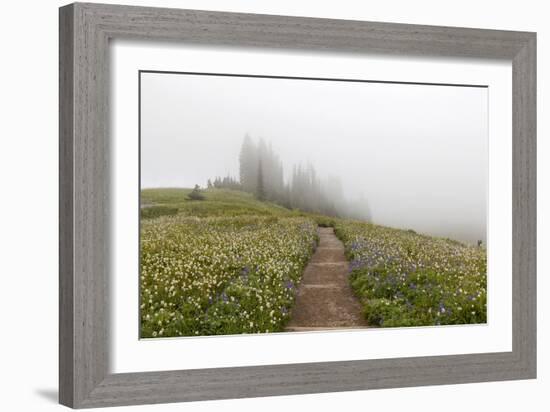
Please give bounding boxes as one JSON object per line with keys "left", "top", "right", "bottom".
{"left": 140, "top": 192, "right": 317, "bottom": 337}
{"left": 334, "top": 221, "right": 487, "bottom": 327}
{"left": 140, "top": 188, "right": 487, "bottom": 337}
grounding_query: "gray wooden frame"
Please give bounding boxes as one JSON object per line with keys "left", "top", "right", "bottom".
{"left": 59, "top": 2, "right": 536, "bottom": 408}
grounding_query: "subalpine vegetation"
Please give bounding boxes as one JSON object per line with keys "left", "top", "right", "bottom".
{"left": 209, "top": 135, "right": 372, "bottom": 221}
{"left": 139, "top": 135, "right": 486, "bottom": 337}
{"left": 335, "top": 221, "right": 487, "bottom": 327}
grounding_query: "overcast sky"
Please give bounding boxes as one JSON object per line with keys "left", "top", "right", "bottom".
{"left": 141, "top": 72, "right": 487, "bottom": 244}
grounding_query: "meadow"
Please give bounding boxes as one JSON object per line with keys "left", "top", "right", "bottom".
{"left": 140, "top": 189, "right": 317, "bottom": 337}
{"left": 334, "top": 221, "right": 487, "bottom": 327}
{"left": 140, "top": 188, "right": 487, "bottom": 337}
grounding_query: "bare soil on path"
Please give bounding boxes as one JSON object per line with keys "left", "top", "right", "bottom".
{"left": 286, "top": 227, "right": 368, "bottom": 331}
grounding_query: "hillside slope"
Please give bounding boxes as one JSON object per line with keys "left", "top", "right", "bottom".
{"left": 141, "top": 187, "right": 295, "bottom": 219}
{"left": 140, "top": 187, "right": 487, "bottom": 336}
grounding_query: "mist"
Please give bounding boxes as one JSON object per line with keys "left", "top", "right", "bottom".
{"left": 140, "top": 72, "right": 487, "bottom": 244}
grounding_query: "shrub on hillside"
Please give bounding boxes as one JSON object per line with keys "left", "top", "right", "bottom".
{"left": 188, "top": 184, "right": 205, "bottom": 201}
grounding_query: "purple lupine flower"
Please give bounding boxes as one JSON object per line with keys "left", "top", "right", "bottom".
{"left": 241, "top": 266, "right": 250, "bottom": 282}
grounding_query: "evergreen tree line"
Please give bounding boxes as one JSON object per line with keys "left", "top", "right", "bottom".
{"left": 236, "top": 134, "right": 372, "bottom": 221}
{"left": 207, "top": 176, "right": 242, "bottom": 191}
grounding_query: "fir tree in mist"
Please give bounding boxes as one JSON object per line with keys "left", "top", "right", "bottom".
{"left": 238, "top": 134, "right": 258, "bottom": 193}
{"left": 256, "top": 158, "right": 266, "bottom": 201}
{"left": 211, "top": 175, "right": 242, "bottom": 190}
{"left": 211, "top": 133, "right": 373, "bottom": 222}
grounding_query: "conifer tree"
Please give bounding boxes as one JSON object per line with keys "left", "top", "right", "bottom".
{"left": 256, "top": 158, "right": 265, "bottom": 201}
{"left": 238, "top": 134, "right": 258, "bottom": 193}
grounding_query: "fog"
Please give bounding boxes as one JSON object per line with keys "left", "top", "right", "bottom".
{"left": 141, "top": 72, "right": 487, "bottom": 244}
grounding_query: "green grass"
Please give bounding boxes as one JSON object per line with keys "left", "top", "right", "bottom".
{"left": 333, "top": 220, "right": 487, "bottom": 327}
{"left": 140, "top": 188, "right": 320, "bottom": 337}
{"left": 140, "top": 206, "right": 179, "bottom": 220}
{"left": 140, "top": 187, "right": 487, "bottom": 334}
{"left": 141, "top": 188, "right": 295, "bottom": 218}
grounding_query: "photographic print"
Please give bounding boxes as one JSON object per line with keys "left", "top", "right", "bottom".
{"left": 139, "top": 71, "right": 487, "bottom": 339}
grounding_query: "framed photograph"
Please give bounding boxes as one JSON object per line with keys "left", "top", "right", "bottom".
{"left": 59, "top": 2, "right": 536, "bottom": 408}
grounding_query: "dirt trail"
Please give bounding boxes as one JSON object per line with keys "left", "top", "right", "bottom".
{"left": 286, "top": 227, "right": 368, "bottom": 331}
